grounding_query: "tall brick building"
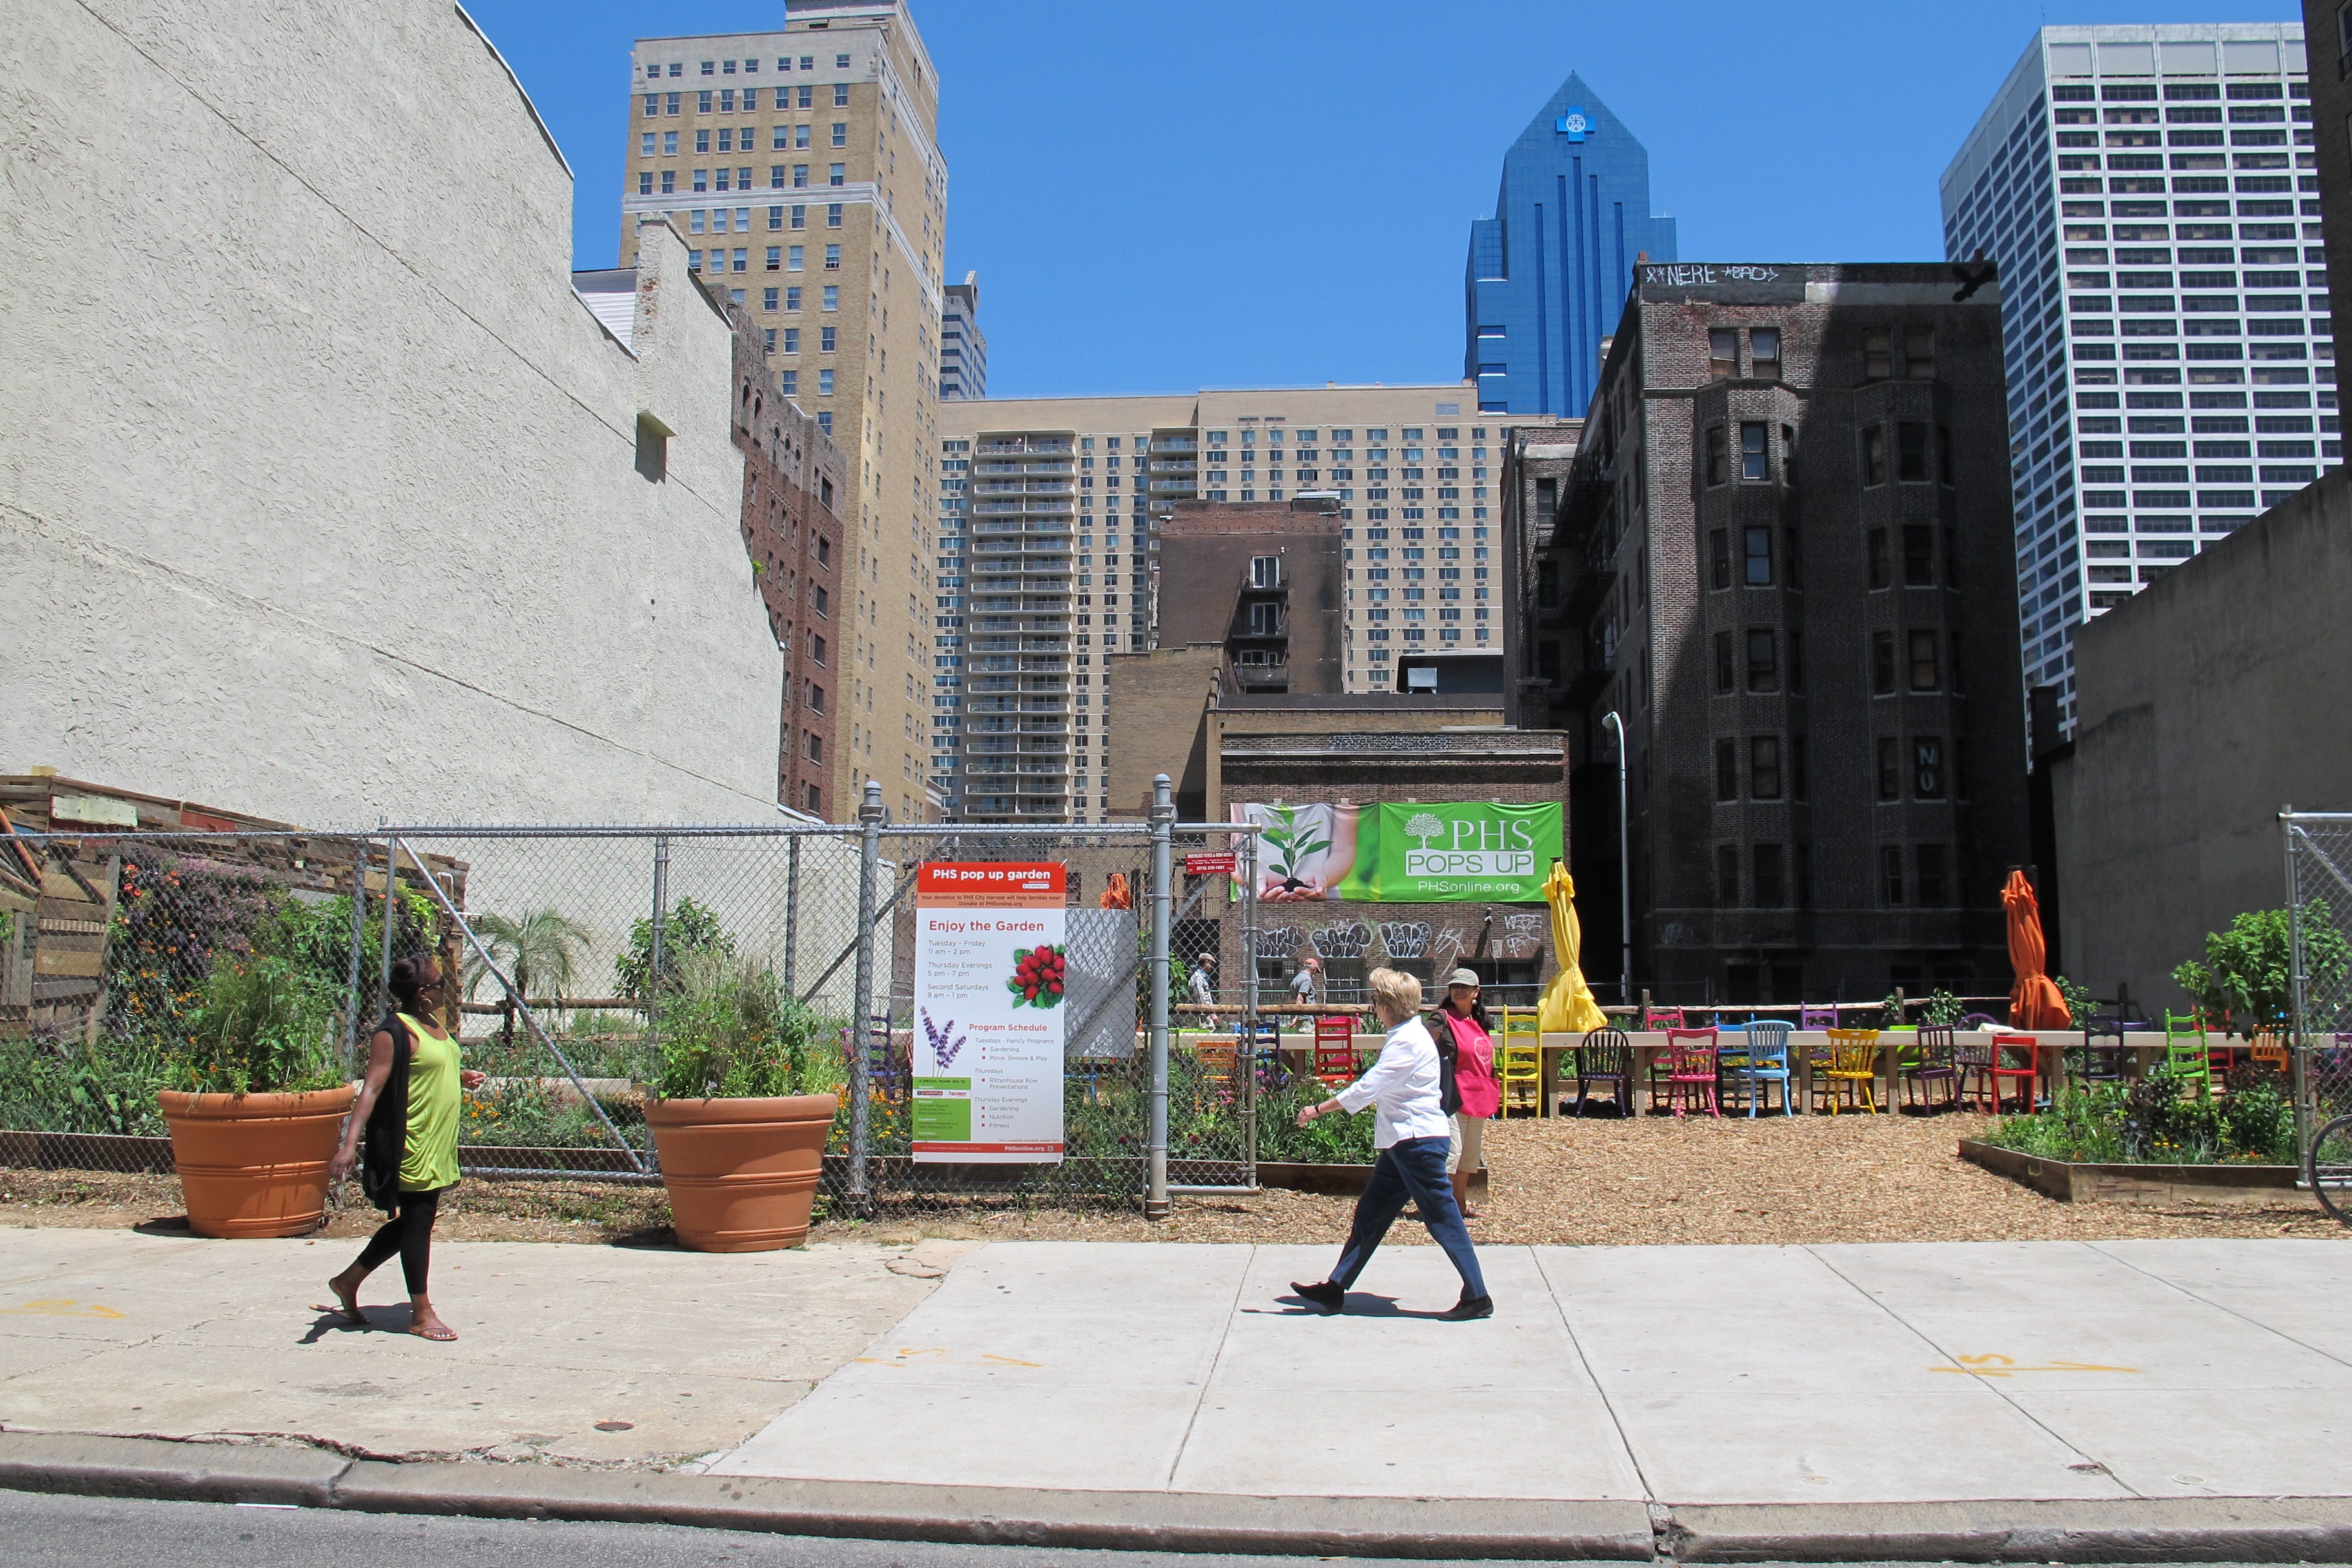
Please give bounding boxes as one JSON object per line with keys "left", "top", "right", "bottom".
{"left": 1519, "top": 262, "right": 2032, "bottom": 1005}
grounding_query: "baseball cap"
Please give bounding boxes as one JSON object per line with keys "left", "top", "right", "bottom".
{"left": 1446, "top": 968, "right": 1481, "bottom": 988}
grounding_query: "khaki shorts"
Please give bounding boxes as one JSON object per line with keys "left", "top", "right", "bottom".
{"left": 1446, "top": 1112, "right": 1486, "bottom": 1175}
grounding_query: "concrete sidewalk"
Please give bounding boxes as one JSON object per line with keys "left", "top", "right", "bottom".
{"left": 714, "top": 1239, "right": 2352, "bottom": 1505}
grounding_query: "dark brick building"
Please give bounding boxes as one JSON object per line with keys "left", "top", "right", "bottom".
{"left": 1518, "top": 262, "right": 2032, "bottom": 1006}
{"left": 730, "top": 322, "right": 847, "bottom": 817}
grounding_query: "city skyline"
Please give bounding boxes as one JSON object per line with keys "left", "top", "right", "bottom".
{"left": 467, "top": 0, "right": 2300, "bottom": 400}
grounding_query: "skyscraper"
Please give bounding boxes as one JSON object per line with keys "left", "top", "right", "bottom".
{"left": 621, "top": 0, "right": 946, "bottom": 821}
{"left": 1465, "top": 75, "right": 1676, "bottom": 419}
{"left": 1942, "top": 24, "right": 2331, "bottom": 738}
{"left": 941, "top": 271, "right": 986, "bottom": 400}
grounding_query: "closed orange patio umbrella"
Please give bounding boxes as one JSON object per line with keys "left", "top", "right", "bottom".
{"left": 2004, "top": 869, "right": 2070, "bottom": 1029}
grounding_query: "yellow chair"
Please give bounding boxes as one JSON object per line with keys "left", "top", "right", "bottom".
{"left": 1193, "top": 1036, "right": 1237, "bottom": 1084}
{"left": 1496, "top": 1006, "right": 1543, "bottom": 1118}
{"left": 1812, "top": 1028, "right": 1882, "bottom": 1115}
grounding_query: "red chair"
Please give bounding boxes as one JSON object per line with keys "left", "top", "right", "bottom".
{"left": 1660, "top": 1028, "right": 1721, "bottom": 1119}
{"left": 1312, "top": 1016, "right": 1359, "bottom": 1086}
{"left": 1960, "top": 1033, "right": 2040, "bottom": 1113}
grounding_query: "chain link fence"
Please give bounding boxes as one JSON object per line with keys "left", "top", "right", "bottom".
{"left": 2284, "top": 812, "right": 2352, "bottom": 1175}
{"left": 0, "top": 794, "right": 1288, "bottom": 1225}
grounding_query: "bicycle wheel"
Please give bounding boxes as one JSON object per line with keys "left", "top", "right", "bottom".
{"left": 2307, "top": 1113, "right": 2352, "bottom": 1226}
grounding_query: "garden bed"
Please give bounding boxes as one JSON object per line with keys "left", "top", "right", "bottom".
{"left": 1959, "top": 1139, "right": 2298, "bottom": 1206}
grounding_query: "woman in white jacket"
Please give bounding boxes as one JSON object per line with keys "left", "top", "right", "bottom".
{"left": 1288, "top": 966, "right": 1492, "bottom": 1320}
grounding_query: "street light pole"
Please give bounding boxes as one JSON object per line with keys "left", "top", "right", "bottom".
{"left": 1602, "top": 710, "right": 1632, "bottom": 1004}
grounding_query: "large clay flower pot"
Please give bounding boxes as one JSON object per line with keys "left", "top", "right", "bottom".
{"left": 643, "top": 1093, "right": 838, "bottom": 1251}
{"left": 157, "top": 1086, "right": 358, "bottom": 1239}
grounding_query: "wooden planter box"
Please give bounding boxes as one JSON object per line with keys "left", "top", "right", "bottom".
{"left": 1959, "top": 1139, "right": 2298, "bottom": 1206}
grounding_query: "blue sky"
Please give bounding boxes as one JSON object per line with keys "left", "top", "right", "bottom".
{"left": 467, "top": 0, "right": 2302, "bottom": 398}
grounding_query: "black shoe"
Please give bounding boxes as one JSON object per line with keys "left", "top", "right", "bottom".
{"left": 1442, "top": 1292, "right": 1494, "bottom": 1321}
{"left": 1290, "top": 1280, "right": 1344, "bottom": 1313}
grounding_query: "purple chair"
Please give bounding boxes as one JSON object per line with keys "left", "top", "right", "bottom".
{"left": 1800, "top": 1004, "right": 1838, "bottom": 1030}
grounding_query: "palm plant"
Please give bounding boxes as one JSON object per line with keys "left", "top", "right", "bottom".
{"left": 467, "top": 908, "right": 593, "bottom": 1044}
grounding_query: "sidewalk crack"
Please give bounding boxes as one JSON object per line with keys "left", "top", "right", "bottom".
{"left": 1531, "top": 1246, "right": 1658, "bottom": 1513}
{"left": 1162, "top": 1244, "right": 1251, "bottom": 1492}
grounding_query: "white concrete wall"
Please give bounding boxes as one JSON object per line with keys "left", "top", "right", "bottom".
{"left": 0, "top": 0, "right": 785, "bottom": 827}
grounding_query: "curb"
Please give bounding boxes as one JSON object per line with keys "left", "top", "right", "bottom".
{"left": 6, "top": 1432, "right": 2352, "bottom": 1561}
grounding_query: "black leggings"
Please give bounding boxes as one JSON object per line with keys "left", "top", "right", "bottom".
{"left": 353, "top": 1187, "right": 442, "bottom": 1295}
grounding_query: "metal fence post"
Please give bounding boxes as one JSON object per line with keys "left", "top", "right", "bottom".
{"left": 342, "top": 841, "right": 367, "bottom": 1072}
{"left": 2286, "top": 807, "right": 2313, "bottom": 1159}
{"left": 1147, "top": 774, "right": 1173, "bottom": 1220}
{"left": 783, "top": 834, "right": 801, "bottom": 995}
{"left": 377, "top": 834, "right": 399, "bottom": 1017}
{"left": 850, "top": 781, "right": 883, "bottom": 1215}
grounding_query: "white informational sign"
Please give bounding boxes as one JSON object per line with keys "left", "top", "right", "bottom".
{"left": 911, "top": 861, "right": 1066, "bottom": 1163}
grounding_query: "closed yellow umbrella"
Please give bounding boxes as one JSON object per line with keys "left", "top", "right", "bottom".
{"left": 1538, "top": 860, "right": 1607, "bottom": 1034}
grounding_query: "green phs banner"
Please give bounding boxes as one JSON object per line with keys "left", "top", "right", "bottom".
{"left": 1231, "top": 801, "right": 1562, "bottom": 903}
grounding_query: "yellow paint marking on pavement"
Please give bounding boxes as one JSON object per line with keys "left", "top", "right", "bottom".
{"left": 979, "top": 1354, "right": 1042, "bottom": 1367}
{"left": 853, "top": 1347, "right": 1043, "bottom": 1369}
{"left": 0, "top": 1299, "right": 124, "bottom": 1318}
{"left": 1930, "top": 1352, "right": 2139, "bottom": 1377}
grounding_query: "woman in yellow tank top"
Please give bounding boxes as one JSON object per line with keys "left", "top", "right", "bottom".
{"left": 323, "top": 954, "right": 482, "bottom": 1341}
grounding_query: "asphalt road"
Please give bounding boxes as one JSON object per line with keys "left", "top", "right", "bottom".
{"left": 0, "top": 1488, "right": 1578, "bottom": 1568}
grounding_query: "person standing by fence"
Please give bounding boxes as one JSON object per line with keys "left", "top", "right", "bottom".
{"left": 1287, "top": 967, "right": 1493, "bottom": 1320}
{"left": 322, "top": 954, "right": 482, "bottom": 1341}
{"left": 1429, "top": 968, "right": 1498, "bottom": 1219}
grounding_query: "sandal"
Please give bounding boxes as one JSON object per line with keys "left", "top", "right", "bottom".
{"left": 313, "top": 1297, "right": 368, "bottom": 1328}
{"left": 407, "top": 1323, "right": 458, "bottom": 1342}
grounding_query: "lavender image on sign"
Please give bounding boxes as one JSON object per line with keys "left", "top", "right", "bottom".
{"left": 921, "top": 1007, "right": 966, "bottom": 1070}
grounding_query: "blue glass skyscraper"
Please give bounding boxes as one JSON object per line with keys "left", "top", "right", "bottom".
{"left": 1466, "top": 75, "right": 1676, "bottom": 416}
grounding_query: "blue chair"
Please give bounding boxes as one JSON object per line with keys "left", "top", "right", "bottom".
{"left": 1729, "top": 1020, "right": 1795, "bottom": 1116}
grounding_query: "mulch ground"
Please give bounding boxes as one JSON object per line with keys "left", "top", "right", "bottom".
{"left": 3, "top": 1112, "right": 2344, "bottom": 1248}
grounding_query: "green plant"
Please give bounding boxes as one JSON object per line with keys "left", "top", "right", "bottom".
{"left": 616, "top": 897, "right": 735, "bottom": 1001}
{"left": 2172, "top": 901, "right": 2351, "bottom": 1036}
{"left": 1923, "top": 989, "right": 1966, "bottom": 1026}
{"left": 177, "top": 951, "right": 346, "bottom": 1094}
{"left": 1878, "top": 990, "right": 1908, "bottom": 1029}
{"left": 654, "top": 949, "right": 836, "bottom": 1099}
{"left": 469, "top": 908, "right": 593, "bottom": 1003}
{"left": 2052, "top": 975, "right": 2095, "bottom": 1029}
{"left": 1255, "top": 1074, "right": 1378, "bottom": 1163}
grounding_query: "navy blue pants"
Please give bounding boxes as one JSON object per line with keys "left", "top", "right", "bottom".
{"left": 1329, "top": 1135, "right": 1487, "bottom": 1299}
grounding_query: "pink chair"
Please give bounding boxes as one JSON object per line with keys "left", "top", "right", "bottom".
{"left": 1661, "top": 1027, "right": 1721, "bottom": 1119}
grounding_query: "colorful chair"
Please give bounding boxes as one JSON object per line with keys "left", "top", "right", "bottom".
{"left": 1193, "top": 1036, "right": 1237, "bottom": 1085}
{"left": 2072, "top": 1016, "right": 2131, "bottom": 1088}
{"left": 1312, "top": 1015, "right": 1359, "bottom": 1087}
{"left": 2251, "top": 1030, "right": 2290, "bottom": 1068}
{"left": 1903, "top": 1024, "right": 1960, "bottom": 1112}
{"left": 1957, "top": 1012, "right": 2001, "bottom": 1030}
{"left": 1497, "top": 1007, "right": 1542, "bottom": 1118}
{"left": 1812, "top": 1028, "right": 1882, "bottom": 1115}
{"left": 1963, "top": 1033, "right": 2041, "bottom": 1113}
{"left": 2163, "top": 1010, "right": 2211, "bottom": 1096}
{"left": 1660, "top": 1027, "right": 1721, "bottom": 1118}
{"left": 1571, "top": 1026, "right": 1634, "bottom": 1117}
{"left": 1645, "top": 1005, "right": 1686, "bottom": 1030}
{"left": 1729, "top": 1020, "right": 1794, "bottom": 1116}
{"left": 1799, "top": 1004, "right": 1839, "bottom": 1030}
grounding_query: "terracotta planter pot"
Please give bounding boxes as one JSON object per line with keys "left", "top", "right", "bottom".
{"left": 643, "top": 1093, "right": 838, "bottom": 1251}
{"left": 157, "top": 1085, "right": 358, "bottom": 1239}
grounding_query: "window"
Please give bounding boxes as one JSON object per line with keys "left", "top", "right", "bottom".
{"left": 1937, "top": 424, "right": 1955, "bottom": 485}
{"left": 788, "top": 244, "right": 803, "bottom": 270}
{"left": 828, "top": 163, "right": 845, "bottom": 186}
{"left": 1908, "top": 630, "right": 1940, "bottom": 691}
{"left": 638, "top": 172, "right": 653, "bottom": 195}
{"left": 1881, "top": 845, "right": 1905, "bottom": 905}
{"left": 805, "top": 731, "right": 822, "bottom": 763}
{"left": 792, "top": 205, "right": 807, "bottom": 228}
{"left": 809, "top": 632, "right": 827, "bottom": 665}
{"left": 1897, "top": 422, "right": 1929, "bottom": 482}
{"left": 1914, "top": 737, "right": 1945, "bottom": 798}
{"left": 824, "top": 244, "right": 841, "bottom": 269}
{"left": 1871, "top": 632, "right": 1896, "bottom": 694}
{"left": 660, "top": 168, "right": 674, "bottom": 193}
{"left": 823, "top": 286, "right": 839, "bottom": 309}
{"left": 781, "top": 327, "right": 799, "bottom": 351}
{"left": 1791, "top": 734, "right": 1809, "bottom": 799}
{"left": 819, "top": 326, "right": 836, "bottom": 351}
{"left": 663, "top": 131, "right": 678, "bottom": 155}
{"left": 732, "top": 248, "right": 747, "bottom": 272}
{"left": 1714, "top": 631, "right": 1736, "bottom": 693}
{"left": 1865, "top": 327, "right": 1892, "bottom": 380}
{"left": 765, "top": 246, "right": 781, "bottom": 271}
{"left": 1916, "top": 845, "right": 1949, "bottom": 906}
{"left": 1741, "top": 421, "right": 1769, "bottom": 480}
{"left": 1867, "top": 528, "right": 1891, "bottom": 588}
{"left": 1746, "top": 629, "right": 1778, "bottom": 692}
{"left": 831, "top": 121, "right": 848, "bottom": 148}
{"left": 1743, "top": 525, "right": 1772, "bottom": 585}
{"left": 763, "top": 287, "right": 779, "bottom": 311}
{"left": 811, "top": 584, "right": 828, "bottom": 616}
{"left": 818, "top": 368, "right": 835, "bottom": 395}
{"left": 1754, "top": 844, "right": 1787, "bottom": 906}
{"left": 1718, "top": 845, "right": 1741, "bottom": 907}
{"left": 1751, "top": 735, "right": 1783, "bottom": 799}
{"left": 1876, "top": 736, "right": 1900, "bottom": 801}
{"left": 793, "top": 164, "right": 809, "bottom": 187}
{"left": 785, "top": 286, "right": 801, "bottom": 309}
{"left": 644, "top": 93, "right": 660, "bottom": 118}
{"left": 1709, "top": 329, "right": 1739, "bottom": 377}
{"left": 1861, "top": 426, "right": 1887, "bottom": 485}
{"left": 834, "top": 83, "right": 850, "bottom": 106}
{"left": 797, "top": 84, "right": 813, "bottom": 109}
{"left": 1905, "top": 326, "right": 1935, "bottom": 379}
{"left": 827, "top": 202, "right": 843, "bottom": 228}
{"left": 1705, "top": 425, "right": 1728, "bottom": 485}
{"left": 779, "top": 369, "right": 797, "bottom": 395}
{"left": 1710, "top": 529, "right": 1732, "bottom": 589}
{"left": 1251, "top": 554, "right": 1280, "bottom": 587}
{"left": 1903, "top": 525, "right": 1936, "bottom": 585}
{"left": 1751, "top": 327, "right": 1781, "bottom": 379}
{"left": 665, "top": 92, "right": 680, "bottom": 115}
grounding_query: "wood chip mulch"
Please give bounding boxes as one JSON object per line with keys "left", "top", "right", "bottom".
{"left": 5, "top": 1112, "right": 2344, "bottom": 1248}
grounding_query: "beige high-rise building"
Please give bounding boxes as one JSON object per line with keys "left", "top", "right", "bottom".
{"left": 934, "top": 384, "right": 1571, "bottom": 823}
{"left": 623, "top": 1, "right": 944, "bottom": 821}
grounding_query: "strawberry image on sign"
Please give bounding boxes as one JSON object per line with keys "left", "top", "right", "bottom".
{"left": 1006, "top": 945, "right": 1066, "bottom": 1009}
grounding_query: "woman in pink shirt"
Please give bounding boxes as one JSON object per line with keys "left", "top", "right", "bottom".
{"left": 1429, "top": 968, "right": 1499, "bottom": 1218}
